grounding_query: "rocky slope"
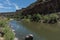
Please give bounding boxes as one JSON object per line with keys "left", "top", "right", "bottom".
{"left": 16, "top": 0, "right": 60, "bottom": 15}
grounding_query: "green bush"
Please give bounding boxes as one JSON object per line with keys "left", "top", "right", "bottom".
{"left": 3, "top": 26, "right": 15, "bottom": 40}
{"left": 0, "top": 18, "right": 15, "bottom": 40}
{"left": 49, "top": 14, "right": 59, "bottom": 20}
{"left": 43, "top": 15, "right": 49, "bottom": 20}
{"left": 31, "top": 13, "right": 42, "bottom": 22}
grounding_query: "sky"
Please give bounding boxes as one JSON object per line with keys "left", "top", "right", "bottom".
{"left": 0, "top": 0, "right": 36, "bottom": 12}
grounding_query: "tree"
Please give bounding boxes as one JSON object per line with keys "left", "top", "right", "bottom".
{"left": 32, "top": 13, "right": 42, "bottom": 22}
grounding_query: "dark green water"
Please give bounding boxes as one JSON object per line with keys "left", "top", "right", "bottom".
{"left": 21, "top": 22, "right": 60, "bottom": 40}
{"left": 9, "top": 20, "right": 60, "bottom": 40}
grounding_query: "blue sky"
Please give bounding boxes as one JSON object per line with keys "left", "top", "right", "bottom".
{"left": 0, "top": 0, "right": 36, "bottom": 12}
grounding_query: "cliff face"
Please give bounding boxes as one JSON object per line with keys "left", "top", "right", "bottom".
{"left": 18, "top": 0, "right": 60, "bottom": 15}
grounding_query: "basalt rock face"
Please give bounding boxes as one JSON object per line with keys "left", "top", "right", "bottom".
{"left": 19, "top": 0, "right": 60, "bottom": 16}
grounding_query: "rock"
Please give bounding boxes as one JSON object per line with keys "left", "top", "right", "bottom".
{"left": 25, "top": 34, "right": 33, "bottom": 40}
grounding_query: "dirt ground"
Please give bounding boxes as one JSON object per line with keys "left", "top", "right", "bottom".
{"left": 0, "top": 37, "right": 4, "bottom": 40}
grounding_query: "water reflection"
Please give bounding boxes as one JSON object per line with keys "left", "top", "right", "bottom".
{"left": 9, "top": 20, "right": 42, "bottom": 40}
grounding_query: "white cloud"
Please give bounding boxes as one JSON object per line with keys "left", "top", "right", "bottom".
{"left": 0, "top": 3, "right": 3, "bottom": 6}
{"left": 4, "top": 0, "right": 11, "bottom": 5}
{"left": 0, "top": 0, "right": 21, "bottom": 10}
{"left": 0, "top": 1, "right": 12, "bottom": 9}
{"left": 0, "top": 5, "right": 11, "bottom": 9}
{"left": 6, "top": 0, "right": 11, "bottom": 5}
{"left": 13, "top": 3, "right": 21, "bottom": 10}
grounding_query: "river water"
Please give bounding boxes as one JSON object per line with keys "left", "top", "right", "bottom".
{"left": 9, "top": 20, "right": 60, "bottom": 40}
{"left": 9, "top": 20, "right": 42, "bottom": 40}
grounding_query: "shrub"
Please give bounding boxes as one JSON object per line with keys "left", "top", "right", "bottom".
{"left": 0, "top": 18, "right": 15, "bottom": 40}
{"left": 43, "top": 15, "right": 49, "bottom": 20}
{"left": 49, "top": 14, "right": 59, "bottom": 20}
{"left": 31, "top": 13, "right": 42, "bottom": 22}
{"left": 3, "top": 26, "right": 15, "bottom": 40}
{"left": 48, "top": 14, "right": 59, "bottom": 23}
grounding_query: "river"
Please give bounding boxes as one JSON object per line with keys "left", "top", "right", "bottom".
{"left": 9, "top": 20, "right": 60, "bottom": 40}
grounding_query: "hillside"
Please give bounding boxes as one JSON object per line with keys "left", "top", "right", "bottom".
{"left": 16, "top": 0, "right": 60, "bottom": 15}
{"left": 13, "top": 0, "right": 60, "bottom": 23}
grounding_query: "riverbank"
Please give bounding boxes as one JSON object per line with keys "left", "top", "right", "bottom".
{"left": 15, "top": 13, "right": 60, "bottom": 24}
{"left": 0, "top": 16, "right": 15, "bottom": 40}
{"left": 10, "top": 25, "right": 19, "bottom": 40}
